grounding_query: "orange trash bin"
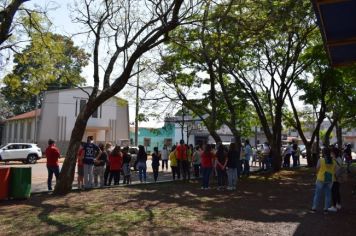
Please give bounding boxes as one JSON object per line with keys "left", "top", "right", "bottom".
{"left": 0, "top": 167, "right": 10, "bottom": 200}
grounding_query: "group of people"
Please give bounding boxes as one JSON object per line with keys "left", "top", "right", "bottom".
{"left": 168, "top": 139, "right": 253, "bottom": 190}
{"left": 311, "top": 144, "right": 353, "bottom": 213}
{"left": 76, "top": 136, "right": 133, "bottom": 189}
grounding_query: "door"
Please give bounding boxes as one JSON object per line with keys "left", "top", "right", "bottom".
{"left": 2, "top": 144, "right": 22, "bottom": 160}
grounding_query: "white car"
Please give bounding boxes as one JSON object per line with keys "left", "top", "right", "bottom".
{"left": 0, "top": 143, "right": 42, "bottom": 164}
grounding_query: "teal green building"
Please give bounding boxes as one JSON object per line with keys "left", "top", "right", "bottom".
{"left": 129, "top": 123, "right": 175, "bottom": 153}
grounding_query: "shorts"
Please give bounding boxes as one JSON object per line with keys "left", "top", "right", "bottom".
{"left": 78, "top": 165, "right": 84, "bottom": 177}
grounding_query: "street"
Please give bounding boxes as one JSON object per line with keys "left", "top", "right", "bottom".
{"left": 0, "top": 156, "right": 313, "bottom": 193}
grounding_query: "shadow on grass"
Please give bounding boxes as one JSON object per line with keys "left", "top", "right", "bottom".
{"left": 0, "top": 167, "right": 355, "bottom": 235}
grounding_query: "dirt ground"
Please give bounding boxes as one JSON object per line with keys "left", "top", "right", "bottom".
{"left": 0, "top": 167, "right": 355, "bottom": 236}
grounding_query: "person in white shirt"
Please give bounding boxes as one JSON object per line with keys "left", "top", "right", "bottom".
{"left": 161, "top": 145, "right": 169, "bottom": 171}
{"left": 283, "top": 143, "right": 292, "bottom": 168}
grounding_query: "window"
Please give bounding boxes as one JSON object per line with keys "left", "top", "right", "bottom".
{"left": 80, "top": 99, "right": 86, "bottom": 112}
{"left": 78, "top": 99, "right": 100, "bottom": 118}
{"left": 92, "top": 108, "right": 98, "bottom": 118}
{"left": 8, "top": 144, "right": 20, "bottom": 150}
{"left": 144, "top": 138, "right": 151, "bottom": 147}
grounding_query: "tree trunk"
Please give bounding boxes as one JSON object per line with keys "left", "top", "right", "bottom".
{"left": 271, "top": 105, "right": 283, "bottom": 171}
{"left": 336, "top": 121, "right": 343, "bottom": 149}
{"left": 305, "top": 143, "right": 313, "bottom": 167}
{"left": 210, "top": 130, "right": 222, "bottom": 144}
{"left": 53, "top": 116, "right": 88, "bottom": 194}
{"left": 324, "top": 119, "right": 336, "bottom": 146}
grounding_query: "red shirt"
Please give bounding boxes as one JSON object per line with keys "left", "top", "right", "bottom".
{"left": 201, "top": 152, "right": 214, "bottom": 168}
{"left": 176, "top": 145, "right": 187, "bottom": 160}
{"left": 77, "top": 148, "right": 84, "bottom": 167}
{"left": 109, "top": 154, "right": 123, "bottom": 171}
{"left": 45, "top": 144, "right": 60, "bottom": 167}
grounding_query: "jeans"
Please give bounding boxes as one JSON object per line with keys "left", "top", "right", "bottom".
{"left": 162, "top": 159, "right": 168, "bottom": 170}
{"left": 217, "top": 168, "right": 226, "bottom": 187}
{"left": 176, "top": 160, "right": 181, "bottom": 179}
{"left": 93, "top": 166, "right": 105, "bottom": 187}
{"left": 108, "top": 170, "right": 120, "bottom": 185}
{"left": 153, "top": 167, "right": 159, "bottom": 182}
{"left": 243, "top": 159, "right": 250, "bottom": 175}
{"left": 227, "top": 168, "right": 237, "bottom": 189}
{"left": 193, "top": 164, "right": 200, "bottom": 178}
{"left": 83, "top": 164, "right": 94, "bottom": 188}
{"left": 171, "top": 166, "right": 178, "bottom": 180}
{"left": 332, "top": 181, "right": 341, "bottom": 206}
{"left": 312, "top": 180, "right": 332, "bottom": 210}
{"left": 104, "top": 165, "right": 110, "bottom": 185}
{"left": 237, "top": 160, "right": 243, "bottom": 178}
{"left": 292, "top": 154, "right": 298, "bottom": 167}
{"left": 181, "top": 160, "right": 190, "bottom": 180}
{"left": 283, "top": 154, "right": 291, "bottom": 168}
{"left": 47, "top": 166, "right": 60, "bottom": 190}
{"left": 201, "top": 167, "right": 212, "bottom": 188}
{"left": 138, "top": 162, "right": 147, "bottom": 182}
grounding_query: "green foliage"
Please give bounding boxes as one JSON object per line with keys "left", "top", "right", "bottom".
{"left": 2, "top": 23, "right": 89, "bottom": 114}
{"left": 0, "top": 93, "right": 13, "bottom": 120}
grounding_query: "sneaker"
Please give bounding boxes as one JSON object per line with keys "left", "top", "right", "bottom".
{"left": 336, "top": 204, "right": 342, "bottom": 210}
{"left": 309, "top": 208, "right": 316, "bottom": 213}
{"left": 327, "top": 207, "right": 337, "bottom": 212}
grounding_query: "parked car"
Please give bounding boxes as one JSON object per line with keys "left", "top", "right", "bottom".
{"left": 0, "top": 143, "right": 42, "bottom": 164}
{"left": 128, "top": 146, "right": 139, "bottom": 170}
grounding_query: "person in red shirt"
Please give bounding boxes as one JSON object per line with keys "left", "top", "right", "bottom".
{"left": 201, "top": 144, "right": 214, "bottom": 189}
{"left": 176, "top": 140, "right": 187, "bottom": 180}
{"left": 77, "top": 143, "right": 84, "bottom": 189}
{"left": 108, "top": 146, "right": 123, "bottom": 185}
{"left": 45, "top": 139, "right": 61, "bottom": 191}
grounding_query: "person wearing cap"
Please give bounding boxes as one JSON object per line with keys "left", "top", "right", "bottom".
{"left": 45, "top": 139, "right": 61, "bottom": 191}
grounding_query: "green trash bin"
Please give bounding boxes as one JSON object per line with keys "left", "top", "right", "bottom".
{"left": 9, "top": 167, "right": 32, "bottom": 199}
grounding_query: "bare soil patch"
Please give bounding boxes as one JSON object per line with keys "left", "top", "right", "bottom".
{"left": 0, "top": 167, "right": 355, "bottom": 235}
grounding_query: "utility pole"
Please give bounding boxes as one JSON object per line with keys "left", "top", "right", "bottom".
{"left": 134, "top": 61, "right": 140, "bottom": 146}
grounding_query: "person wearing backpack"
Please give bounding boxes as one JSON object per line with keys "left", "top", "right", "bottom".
{"left": 328, "top": 147, "right": 344, "bottom": 212}
{"left": 311, "top": 147, "right": 336, "bottom": 213}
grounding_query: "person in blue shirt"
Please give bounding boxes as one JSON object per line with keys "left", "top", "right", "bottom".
{"left": 81, "top": 136, "right": 101, "bottom": 189}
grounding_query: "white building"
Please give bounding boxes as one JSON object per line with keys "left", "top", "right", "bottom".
{"left": 2, "top": 87, "right": 130, "bottom": 154}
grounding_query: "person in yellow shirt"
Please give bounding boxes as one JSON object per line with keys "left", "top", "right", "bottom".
{"left": 169, "top": 145, "right": 179, "bottom": 180}
{"left": 311, "top": 147, "right": 336, "bottom": 213}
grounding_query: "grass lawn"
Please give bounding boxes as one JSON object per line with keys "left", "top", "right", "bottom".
{"left": 1, "top": 167, "right": 356, "bottom": 236}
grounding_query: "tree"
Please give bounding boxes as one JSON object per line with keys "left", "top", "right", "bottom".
{"left": 158, "top": 0, "right": 254, "bottom": 150}
{"left": 224, "top": 0, "right": 317, "bottom": 171}
{"left": 287, "top": 40, "right": 356, "bottom": 166}
{"left": 2, "top": 31, "right": 89, "bottom": 114}
{"left": 0, "top": 93, "right": 13, "bottom": 120}
{"left": 0, "top": 0, "right": 29, "bottom": 48}
{"left": 54, "top": 0, "right": 200, "bottom": 195}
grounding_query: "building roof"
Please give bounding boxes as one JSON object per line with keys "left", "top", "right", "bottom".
{"left": 312, "top": 0, "right": 356, "bottom": 67}
{"left": 44, "top": 86, "right": 128, "bottom": 102}
{"left": 7, "top": 109, "right": 41, "bottom": 121}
